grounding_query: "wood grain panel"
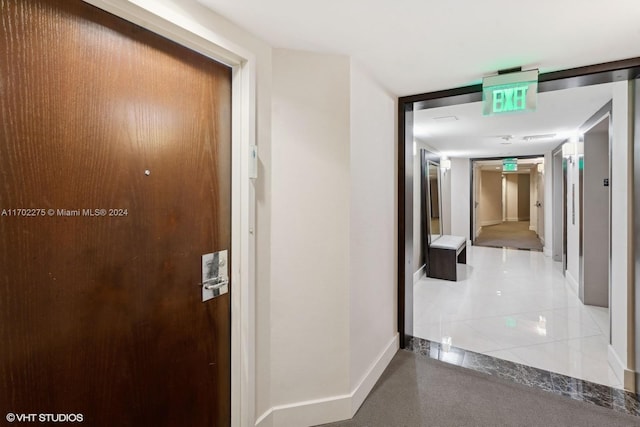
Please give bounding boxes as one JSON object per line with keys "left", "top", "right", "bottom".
{"left": 0, "top": 1, "right": 231, "bottom": 425}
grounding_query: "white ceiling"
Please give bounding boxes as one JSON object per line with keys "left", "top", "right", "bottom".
{"left": 196, "top": 1, "right": 636, "bottom": 159}
{"left": 196, "top": 0, "right": 640, "bottom": 96}
{"left": 414, "top": 82, "right": 615, "bottom": 158}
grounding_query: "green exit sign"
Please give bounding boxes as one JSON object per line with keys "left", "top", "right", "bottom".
{"left": 482, "top": 69, "right": 538, "bottom": 116}
{"left": 503, "top": 158, "right": 518, "bottom": 172}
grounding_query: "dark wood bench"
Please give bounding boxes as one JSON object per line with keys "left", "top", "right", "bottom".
{"left": 427, "top": 235, "right": 467, "bottom": 281}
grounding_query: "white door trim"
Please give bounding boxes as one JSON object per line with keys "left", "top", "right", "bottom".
{"left": 81, "top": 1, "right": 256, "bottom": 425}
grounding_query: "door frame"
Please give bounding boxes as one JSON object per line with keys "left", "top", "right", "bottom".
{"left": 398, "top": 58, "right": 640, "bottom": 346}
{"left": 551, "top": 145, "right": 564, "bottom": 264}
{"left": 83, "top": 1, "right": 256, "bottom": 425}
{"left": 469, "top": 154, "right": 543, "bottom": 246}
{"left": 578, "top": 107, "right": 612, "bottom": 319}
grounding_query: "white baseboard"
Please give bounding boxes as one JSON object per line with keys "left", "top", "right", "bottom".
{"left": 263, "top": 395, "right": 351, "bottom": 427}
{"left": 506, "top": 217, "right": 519, "bottom": 222}
{"left": 606, "top": 345, "right": 636, "bottom": 392}
{"left": 529, "top": 225, "right": 536, "bottom": 232}
{"left": 479, "top": 219, "right": 501, "bottom": 227}
{"left": 625, "top": 370, "right": 636, "bottom": 393}
{"left": 566, "top": 270, "right": 579, "bottom": 296}
{"left": 255, "top": 334, "right": 399, "bottom": 427}
{"left": 413, "top": 265, "right": 426, "bottom": 284}
{"left": 255, "top": 409, "right": 273, "bottom": 427}
{"left": 350, "top": 334, "right": 399, "bottom": 414}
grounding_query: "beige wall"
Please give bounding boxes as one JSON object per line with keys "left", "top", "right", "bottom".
{"left": 271, "top": 48, "right": 351, "bottom": 411}
{"left": 505, "top": 174, "right": 519, "bottom": 221}
{"left": 518, "top": 174, "right": 530, "bottom": 221}
{"left": 450, "top": 158, "right": 471, "bottom": 239}
{"left": 478, "top": 170, "right": 502, "bottom": 226}
{"left": 271, "top": 49, "right": 399, "bottom": 425}
{"left": 530, "top": 169, "right": 539, "bottom": 232}
{"left": 349, "top": 61, "right": 397, "bottom": 411}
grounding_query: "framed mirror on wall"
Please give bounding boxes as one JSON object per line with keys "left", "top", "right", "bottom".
{"left": 428, "top": 160, "right": 442, "bottom": 242}
{"left": 420, "top": 149, "right": 442, "bottom": 271}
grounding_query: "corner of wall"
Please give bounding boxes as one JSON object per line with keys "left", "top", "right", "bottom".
{"left": 348, "top": 59, "right": 398, "bottom": 422}
{"left": 256, "top": 335, "right": 398, "bottom": 427}
{"left": 413, "top": 264, "right": 426, "bottom": 284}
{"left": 610, "top": 79, "right": 632, "bottom": 378}
{"left": 608, "top": 345, "right": 632, "bottom": 391}
{"left": 350, "top": 334, "right": 399, "bottom": 415}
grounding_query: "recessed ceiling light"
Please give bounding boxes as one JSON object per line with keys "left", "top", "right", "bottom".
{"left": 495, "top": 134, "right": 514, "bottom": 142}
{"left": 523, "top": 133, "right": 556, "bottom": 141}
{"left": 432, "top": 115, "right": 458, "bottom": 122}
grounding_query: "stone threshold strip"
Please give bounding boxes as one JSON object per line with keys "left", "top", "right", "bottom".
{"left": 405, "top": 336, "right": 640, "bottom": 417}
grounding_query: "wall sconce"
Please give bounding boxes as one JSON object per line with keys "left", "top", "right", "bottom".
{"left": 562, "top": 133, "right": 582, "bottom": 165}
{"left": 440, "top": 158, "right": 451, "bottom": 172}
{"left": 562, "top": 141, "right": 575, "bottom": 164}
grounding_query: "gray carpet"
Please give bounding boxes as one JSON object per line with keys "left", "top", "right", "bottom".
{"left": 475, "top": 221, "right": 543, "bottom": 251}
{"left": 320, "top": 351, "right": 639, "bottom": 427}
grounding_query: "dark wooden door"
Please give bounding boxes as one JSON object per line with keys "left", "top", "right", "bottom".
{"left": 0, "top": 1, "right": 231, "bottom": 425}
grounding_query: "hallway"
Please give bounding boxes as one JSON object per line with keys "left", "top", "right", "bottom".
{"left": 413, "top": 246, "right": 617, "bottom": 388}
{"left": 474, "top": 221, "right": 543, "bottom": 251}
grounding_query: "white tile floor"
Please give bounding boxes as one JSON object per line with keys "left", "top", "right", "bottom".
{"left": 413, "top": 245, "right": 621, "bottom": 389}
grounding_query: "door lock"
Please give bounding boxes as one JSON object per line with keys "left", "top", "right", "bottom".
{"left": 201, "top": 250, "right": 229, "bottom": 302}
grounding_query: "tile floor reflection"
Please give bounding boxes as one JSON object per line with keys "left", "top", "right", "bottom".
{"left": 413, "top": 245, "right": 620, "bottom": 389}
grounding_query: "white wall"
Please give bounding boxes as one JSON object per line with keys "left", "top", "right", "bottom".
{"left": 565, "top": 145, "right": 581, "bottom": 293}
{"left": 269, "top": 50, "right": 399, "bottom": 426}
{"left": 450, "top": 158, "right": 470, "bottom": 240}
{"left": 610, "top": 80, "right": 634, "bottom": 389}
{"left": 441, "top": 163, "right": 452, "bottom": 235}
{"left": 544, "top": 151, "right": 553, "bottom": 257}
{"left": 271, "top": 48, "right": 351, "bottom": 417}
{"left": 349, "top": 62, "right": 398, "bottom": 414}
{"left": 561, "top": 82, "right": 634, "bottom": 389}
